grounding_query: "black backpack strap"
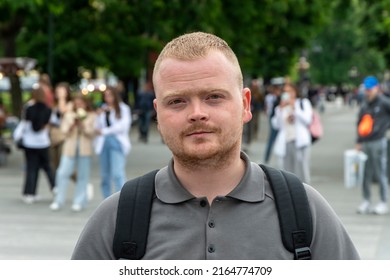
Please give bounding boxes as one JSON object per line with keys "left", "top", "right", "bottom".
{"left": 259, "top": 164, "right": 313, "bottom": 260}
{"left": 113, "top": 169, "right": 159, "bottom": 259}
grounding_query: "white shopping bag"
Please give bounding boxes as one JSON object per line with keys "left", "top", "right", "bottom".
{"left": 344, "top": 149, "right": 368, "bottom": 189}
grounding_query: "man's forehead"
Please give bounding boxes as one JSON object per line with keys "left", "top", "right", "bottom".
{"left": 159, "top": 51, "right": 230, "bottom": 70}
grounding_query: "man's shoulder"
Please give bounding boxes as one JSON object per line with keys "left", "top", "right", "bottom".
{"left": 93, "top": 192, "right": 121, "bottom": 220}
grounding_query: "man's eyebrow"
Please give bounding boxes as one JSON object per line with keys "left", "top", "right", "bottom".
{"left": 162, "top": 88, "right": 230, "bottom": 99}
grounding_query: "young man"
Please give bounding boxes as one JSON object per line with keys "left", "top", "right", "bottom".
{"left": 72, "top": 32, "right": 359, "bottom": 259}
{"left": 356, "top": 76, "right": 390, "bottom": 215}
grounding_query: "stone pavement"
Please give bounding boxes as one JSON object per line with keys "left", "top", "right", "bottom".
{"left": 1, "top": 100, "right": 389, "bottom": 260}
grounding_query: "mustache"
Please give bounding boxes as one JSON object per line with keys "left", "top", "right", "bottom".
{"left": 181, "top": 124, "right": 220, "bottom": 136}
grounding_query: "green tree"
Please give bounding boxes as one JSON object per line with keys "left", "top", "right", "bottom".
{"left": 2, "top": 0, "right": 350, "bottom": 116}
{"left": 0, "top": 0, "right": 41, "bottom": 116}
{"left": 361, "top": 0, "right": 390, "bottom": 67}
{"left": 309, "top": 0, "right": 386, "bottom": 85}
{"left": 17, "top": 0, "right": 106, "bottom": 85}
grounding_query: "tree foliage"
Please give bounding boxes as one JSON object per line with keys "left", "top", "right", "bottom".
{"left": 1, "top": 0, "right": 390, "bottom": 115}
{"left": 308, "top": 0, "right": 386, "bottom": 85}
{"left": 10, "top": 0, "right": 336, "bottom": 84}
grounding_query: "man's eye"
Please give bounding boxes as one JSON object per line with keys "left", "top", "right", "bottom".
{"left": 168, "top": 99, "right": 185, "bottom": 105}
{"left": 206, "top": 94, "right": 222, "bottom": 101}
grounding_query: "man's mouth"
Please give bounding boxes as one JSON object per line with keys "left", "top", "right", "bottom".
{"left": 187, "top": 130, "right": 211, "bottom": 136}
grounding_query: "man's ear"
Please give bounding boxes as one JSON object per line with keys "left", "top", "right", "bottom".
{"left": 153, "top": 99, "right": 157, "bottom": 110}
{"left": 242, "top": 87, "right": 252, "bottom": 124}
{"left": 153, "top": 99, "right": 160, "bottom": 130}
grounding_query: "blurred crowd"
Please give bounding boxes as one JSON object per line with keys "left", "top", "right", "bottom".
{"left": 0, "top": 73, "right": 155, "bottom": 212}
{"left": 1, "top": 73, "right": 389, "bottom": 216}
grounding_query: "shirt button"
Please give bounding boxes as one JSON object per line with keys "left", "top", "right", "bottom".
{"left": 208, "top": 220, "right": 215, "bottom": 228}
{"left": 208, "top": 245, "right": 215, "bottom": 253}
{"left": 200, "top": 200, "right": 207, "bottom": 207}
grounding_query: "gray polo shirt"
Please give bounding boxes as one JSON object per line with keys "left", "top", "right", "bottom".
{"left": 72, "top": 153, "right": 360, "bottom": 260}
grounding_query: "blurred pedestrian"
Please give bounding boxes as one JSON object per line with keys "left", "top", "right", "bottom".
{"left": 249, "top": 78, "right": 264, "bottom": 140}
{"left": 271, "top": 83, "right": 313, "bottom": 183}
{"left": 0, "top": 98, "right": 7, "bottom": 135}
{"left": 263, "top": 84, "right": 282, "bottom": 163}
{"left": 20, "top": 86, "right": 55, "bottom": 203}
{"left": 137, "top": 82, "right": 155, "bottom": 143}
{"left": 0, "top": 98, "right": 19, "bottom": 134}
{"left": 49, "top": 82, "right": 73, "bottom": 177}
{"left": 116, "top": 80, "right": 128, "bottom": 106}
{"left": 94, "top": 86, "right": 131, "bottom": 198}
{"left": 356, "top": 76, "right": 390, "bottom": 215}
{"left": 39, "top": 73, "right": 55, "bottom": 109}
{"left": 0, "top": 98, "right": 12, "bottom": 162}
{"left": 50, "top": 95, "right": 96, "bottom": 211}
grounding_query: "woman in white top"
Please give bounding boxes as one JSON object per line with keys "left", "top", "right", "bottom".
{"left": 271, "top": 83, "right": 313, "bottom": 183}
{"left": 94, "top": 87, "right": 131, "bottom": 198}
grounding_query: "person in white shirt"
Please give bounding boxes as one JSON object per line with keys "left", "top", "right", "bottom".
{"left": 271, "top": 83, "right": 313, "bottom": 183}
{"left": 94, "top": 87, "right": 132, "bottom": 198}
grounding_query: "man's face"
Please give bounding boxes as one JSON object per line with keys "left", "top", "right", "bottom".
{"left": 153, "top": 51, "right": 252, "bottom": 167}
{"left": 365, "top": 86, "right": 378, "bottom": 101}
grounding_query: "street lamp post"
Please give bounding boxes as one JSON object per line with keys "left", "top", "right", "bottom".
{"left": 297, "top": 55, "right": 310, "bottom": 97}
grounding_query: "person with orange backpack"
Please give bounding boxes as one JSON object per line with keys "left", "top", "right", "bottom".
{"left": 356, "top": 76, "right": 390, "bottom": 215}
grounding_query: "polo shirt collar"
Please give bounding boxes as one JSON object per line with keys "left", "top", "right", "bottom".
{"left": 155, "top": 152, "right": 265, "bottom": 204}
{"left": 227, "top": 152, "right": 265, "bottom": 202}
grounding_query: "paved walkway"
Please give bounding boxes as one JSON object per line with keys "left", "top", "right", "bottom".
{"left": 0, "top": 100, "right": 389, "bottom": 259}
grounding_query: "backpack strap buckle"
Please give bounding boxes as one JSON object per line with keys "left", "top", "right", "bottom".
{"left": 292, "top": 231, "right": 311, "bottom": 260}
{"left": 294, "top": 247, "right": 311, "bottom": 260}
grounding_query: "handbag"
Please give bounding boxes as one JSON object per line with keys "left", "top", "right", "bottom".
{"left": 344, "top": 149, "right": 368, "bottom": 188}
{"left": 49, "top": 126, "right": 66, "bottom": 146}
{"left": 309, "top": 111, "right": 323, "bottom": 143}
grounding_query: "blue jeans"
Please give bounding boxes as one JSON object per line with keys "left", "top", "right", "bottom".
{"left": 264, "top": 118, "right": 278, "bottom": 163}
{"left": 362, "top": 137, "right": 388, "bottom": 203}
{"left": 99, "top": 135, "right": 127, "bottom": 198}
{"left": 54, "top": 150, "right": 91, "bottom": 207}
{"left": 138, "top": 109, "right": 153, "bottom": 140}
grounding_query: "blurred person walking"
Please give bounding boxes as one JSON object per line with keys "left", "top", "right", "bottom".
{"left": 19, "top": 86, "right": 55, "bottom": 203}
{"left": 39, "top": 73, "right": 55, "bottom": 109}
{"left": 137, "top": 82, "right": 155, "bottom": 143}
{"left": 356, "top": 76, "right": 390, "bottom": 215}
{"left": 271, "top": 83, "right": 313, "bottom": 183}
{"left": 50, "top": 95, "right": 96, "bottom": 212}
{"left": 94, "top": 87, "right": 131, "bottom": 199}
{"left": 249, "top": 78, "right": 264, "bottom": 140}
{"left": 49, "top": 82, "right": 73, "bottom": 178}
{"left": 263, "top": 84, "right": 282, "bottom": 163}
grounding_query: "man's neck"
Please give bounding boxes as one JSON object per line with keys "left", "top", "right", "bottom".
{"left": 172, "top": 153, "right": 246, "bottom": 203}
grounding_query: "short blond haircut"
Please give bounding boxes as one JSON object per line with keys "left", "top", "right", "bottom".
{"left": 153, "top": 32, "right": 243, "bottom": 89}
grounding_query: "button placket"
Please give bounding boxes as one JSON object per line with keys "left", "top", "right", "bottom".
{"left": 208, "top": 220, "right": 215, "bottom": 228}
{"left": 208, "top": 245, "right": 215, "bottom": 253}
{"left": 205, "top": 198, "right": 223, "bottom": 258}
{"left": 199, "top": 199, "right": 207, "bottom": 207}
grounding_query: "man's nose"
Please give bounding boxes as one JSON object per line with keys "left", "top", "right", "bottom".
{"left": 188, "top": 101, "right": 209, "bottom": 122}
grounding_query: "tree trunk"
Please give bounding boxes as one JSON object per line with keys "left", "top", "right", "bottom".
{"left": 9, "top": 73, "right": 23, "bottom": 118}
{"left": 0, "top": 9, "right": 25, "bottom": 117}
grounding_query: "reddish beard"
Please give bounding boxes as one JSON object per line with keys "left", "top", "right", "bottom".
{"left": 161, "top": 123, "right": 242, "bottom": 170}
{"left": 180, "top": 124, "right": 220, "bottom": 138}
